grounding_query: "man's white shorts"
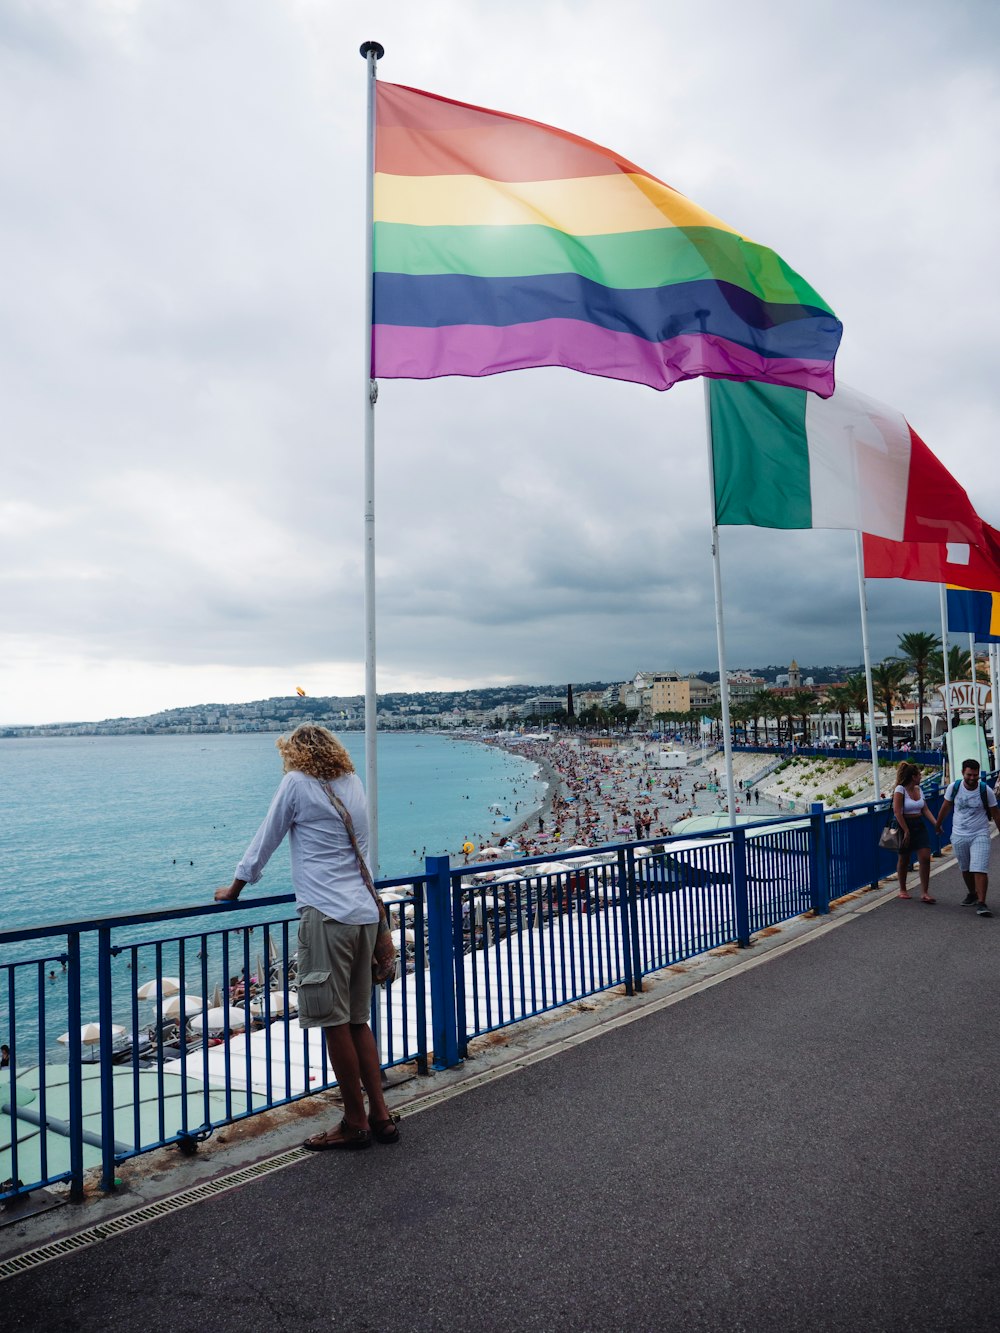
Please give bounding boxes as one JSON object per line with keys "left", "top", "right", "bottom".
{"left": 953, "top": 832, "right": 992, "bottom": 876}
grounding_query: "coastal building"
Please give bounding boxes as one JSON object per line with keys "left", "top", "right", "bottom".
{"left": 573, "top": 690, "right": 605, "bottom": 714}
{"left": 619, "top": 672, "right": 692, "bottom": 719}
{"left": 618, "top": 678, "right": 651, "bottom": 715}
{"left": 687, "top": 676, "right": 718, "bottom": 709}
{"left": 648, "top": 672, "right": 691, "bottom": 715}
{"left": 520, "top": 696, "right": 565, "bottom": 719}
{"left": 727, "top": 672, "right": 768, "bottom": 703}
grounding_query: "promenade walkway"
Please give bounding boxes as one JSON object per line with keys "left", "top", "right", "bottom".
{"left": 3, "top": 855, "right": 999, "bottom": 1331}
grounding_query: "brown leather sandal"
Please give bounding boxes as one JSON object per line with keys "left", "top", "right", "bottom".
{"left": 303, "top": 1118, "right": 371, "bottom": 1151}
{"left": 371, "top": 1114, "right": 401, "bottom": 1145}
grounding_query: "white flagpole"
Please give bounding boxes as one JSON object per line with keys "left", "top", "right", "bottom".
{"left": 703, "top": 382, "right": 736, "bottom": 818}
{"left": 361, "top": 40, "right": 384, "bottom": 871}
{"left": 970, "top": 632, "right": 982, "bottom": 764}
{"left": 854, "top": 533, "right": 881, "bottom": 799}
{"left": 939, "top": 583, "right": 953, "bottom": 780}
{"left": 990, "top": 643, "right": 1000, "bottom": 774}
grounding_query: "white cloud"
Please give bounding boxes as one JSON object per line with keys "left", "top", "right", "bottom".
{"left": 1, "top": 0, "right": 999, "bottom": 724}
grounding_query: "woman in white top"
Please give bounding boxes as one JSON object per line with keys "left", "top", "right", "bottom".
{"left": 891, "top": 762, "right": 938, "bottom": 903}
{"left": 214, "top": 725, "right": 398, "bottom": 1150}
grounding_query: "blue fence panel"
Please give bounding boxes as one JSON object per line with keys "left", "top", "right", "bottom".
{"left": 1, "top": 877, "right": 430, "bottom": 1202}
{"left": 744, "top": 820, "right": 813, "bottom": 931}
{"left": 452, "top": 851, "right": 633, "bottom": 1048}
{"left": 0, "top": 935, "right": 88, "bottom": 1203}
{"left": 636, "top": 836, "right": 735, "bottom": 974}
{"left": 827, "top": 810, "right": 874, "bottom": 900}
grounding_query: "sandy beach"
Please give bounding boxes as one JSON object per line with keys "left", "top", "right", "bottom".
{"left": 462, "top": 736, "right": 783, "bottom": 862}
{"left": 449, "top": 735, "right": 900, "bottom": 868}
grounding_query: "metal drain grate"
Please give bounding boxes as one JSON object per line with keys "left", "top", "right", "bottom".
{"left": 0, "top": 1146, "right": 308, "bottom": 1284}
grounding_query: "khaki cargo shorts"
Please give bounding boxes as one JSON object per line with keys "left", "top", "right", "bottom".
{"left": 296, "top": 905, "right": 378, "bottom": 1027}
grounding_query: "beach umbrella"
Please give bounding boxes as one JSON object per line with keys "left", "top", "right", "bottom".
{"left": 189, "top": 1006, "right": 247, "bottom": 1033}
{"left": 381, "top": 889, "right": 410, "bottom": 904}
{"left": 477, "top": 846, "right": 505, "bottom": 858}
{"left": 158, "top": 994, "right": 204, "bottom": 1019}
{"left": 250, "top": 991, "right": 296, "bottom": 1017}
{"left": 211, "top": 984, "right": 223, "bottom": 1009}
{"left": 267, "top": 935, "right": 280, "bottom": 962}
{"left": 136, "top": 977, "right": 181, "bottom": 1001}
{"left": 57, "top": 1022, "right": 126, "bottom": 1046}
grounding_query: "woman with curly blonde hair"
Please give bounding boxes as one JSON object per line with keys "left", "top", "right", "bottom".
{"left": 275, "top": 725, "right": 355, "bottom": 781}
{"left": 214, "top": 725, "right": 399, "bottom": 1150}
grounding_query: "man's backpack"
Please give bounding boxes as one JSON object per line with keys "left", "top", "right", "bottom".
{"left": 946, "top": 779, "right": 991, "bottom": 814}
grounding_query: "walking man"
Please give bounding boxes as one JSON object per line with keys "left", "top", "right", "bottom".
{"left": 935, "top": 758, "right": 1000, "bottom": 917}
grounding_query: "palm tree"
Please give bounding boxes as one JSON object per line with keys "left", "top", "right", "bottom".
{"left": 704, "top": 702, "right": 722, "bottom": 743}
{"left": 789, "top": 689, "right": 819, "bottom": 744}
{"left": 825, "top": 684, "right": 852, "bottom": 747}
{"left": 729, "top": 700, "right": 753, "bottom": 743}
{"left": 760, "top": 693, "right": 778, "bottom": 744}
{"left": 762, "top": 692, "right": 784, "bottom": 745}
{"left": 928, "top": 645, "right": 976, "bottom": 729}
{"left": 895, "top": 630, "right": 941, "bottom": 749}
{"left": 872, "top": 660, "right": 911, "bottom": 750}
{"left": 841, "top": 673, "right": 870, "bottom": 743}
{"left": 747, "top": 694, "right": 767, "bottom": 745}
{"left": 929, "top": 643, "right": 972, "bottom": 687}
{"left": 816, "top": 693, "right": 838, "bottom": 744}
{"left": 780, "top": 694, "right": 799, "bottom": 746}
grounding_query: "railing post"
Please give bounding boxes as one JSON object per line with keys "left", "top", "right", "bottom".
{"left": 870, "top": 799, "right": 884, "bottom": 890}
{"left": 97, "top": 925, "right": 117, "bottom": 1192}
{"left": 425, "top": 855, "right": 461, "bottom": 1070}
{"left": 66, "top": 931, "right": 85, "bottom": 1202}
{"left": 616, "top": 847, "right": 642, "bottom": 994}
{"left": 411, "top": 884, "right": 429, "bottom": 1075}
{"left": 810, "top": 802, "right": 831, "bottom": 916}
{"left": 928, "top": 782, "right": 943, "bottom": 858}
{"left": 731, "top": 826, "right": 751, "bottom": 947}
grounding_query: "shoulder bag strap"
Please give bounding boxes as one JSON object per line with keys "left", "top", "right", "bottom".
{"left": 320, "top": 782, "right": 385, "bottom": 918}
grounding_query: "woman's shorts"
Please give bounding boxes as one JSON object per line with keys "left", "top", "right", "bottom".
{"left": 903, "top": 817, "right": 930, "bottom": 852}
{"left": 295, "top": 905, "right": 379, "bottom": 1028}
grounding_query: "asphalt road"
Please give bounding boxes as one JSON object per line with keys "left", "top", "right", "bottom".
{"left": 4, "top": 859, "right": 1000, "bottom": 1332}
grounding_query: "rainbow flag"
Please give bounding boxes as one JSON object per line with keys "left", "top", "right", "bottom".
{"left": 373, "top": 83, "right": 843, "bottom": 395}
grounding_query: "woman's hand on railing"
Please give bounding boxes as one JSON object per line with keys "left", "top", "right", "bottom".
{"left": 214, "top": 879, "right": 245, "bottom": 902}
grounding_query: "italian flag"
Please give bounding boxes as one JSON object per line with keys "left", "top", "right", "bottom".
{"left": 709, "top": 379, "right": 984, "bottom": 544}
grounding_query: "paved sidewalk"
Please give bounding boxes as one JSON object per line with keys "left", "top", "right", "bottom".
{"left": 4, "top": 857, "right": 1000, "bottom": 1331}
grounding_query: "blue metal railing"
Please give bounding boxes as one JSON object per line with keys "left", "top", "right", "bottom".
{"left": 731, "top": 743, "right": 944, "bottom": 766}
{"left": 1, "top": 788, "right": 972, "bottom": 1204}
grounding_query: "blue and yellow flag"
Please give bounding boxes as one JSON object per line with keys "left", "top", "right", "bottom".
{"left": 946, "top": 585, "right": 1000, "bottom": 642}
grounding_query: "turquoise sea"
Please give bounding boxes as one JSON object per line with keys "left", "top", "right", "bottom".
{"left": 0, "top": 732, "right": 544, "bottom": 935}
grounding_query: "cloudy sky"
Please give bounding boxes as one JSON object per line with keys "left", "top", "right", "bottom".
{"left": 2, "top": 0, "right": 999, "bottom": 725}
